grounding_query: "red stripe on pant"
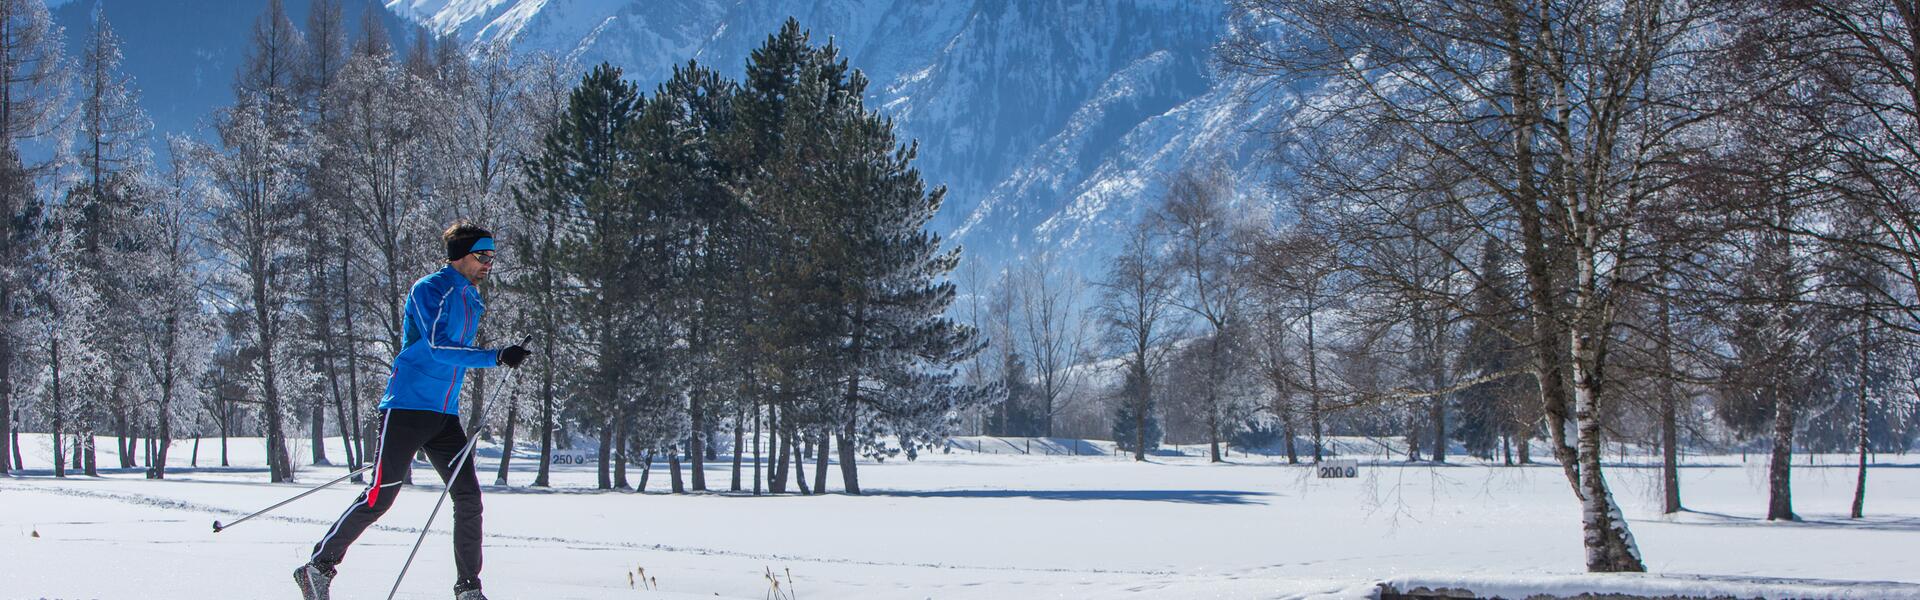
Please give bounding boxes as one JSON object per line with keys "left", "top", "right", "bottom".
{"left": 367, "top": 463, "right": 384, "bottom": 508}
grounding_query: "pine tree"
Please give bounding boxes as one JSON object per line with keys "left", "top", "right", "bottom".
{"left": 1454, "top": 240, "right": 1530, "bottom": 462}
{"left": 505, "top": 50, "right": 577, "bottom": 488}
{"left": 649, "top": 60, "right": 739, "bottom": 492}
{"left": 735, "top": 20, "right": 982, "bottom": 493}
{"left": 1110, "top": 367, "right": 1161, "bottom": 456}
{"left": 517, "top": 62, "right": 641, "bottom": 490}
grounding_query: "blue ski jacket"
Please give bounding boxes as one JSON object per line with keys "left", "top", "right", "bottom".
{"left": 377, "top": 265, "right": 500, "bottom": 415}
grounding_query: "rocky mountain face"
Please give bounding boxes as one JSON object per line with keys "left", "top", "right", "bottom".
{"left": 391, "top": 0, "right": 1284, "bottom": 279}
{"left": 64, "top": 0, "right": 1289, "bottom": 281}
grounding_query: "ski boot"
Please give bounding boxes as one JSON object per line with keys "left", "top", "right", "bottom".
{"left": 454, "top": 578, "right": 488, "bottom": 600}
{"left": 293, "top": 560, "right": 336, "bottom": 600}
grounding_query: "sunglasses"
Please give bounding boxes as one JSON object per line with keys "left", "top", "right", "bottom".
{"left": 471, "top": 252, "right": 496, "bottom": 265}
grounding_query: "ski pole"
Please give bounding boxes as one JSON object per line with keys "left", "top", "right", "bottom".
{"left": 212, "top": 463, "right": 377, "bottom": 533}
{"left": 388, "top": 347, "right": 526, "bottom": 600}
{"left": 386, "top": 431, "right": 482, "bottom": 600}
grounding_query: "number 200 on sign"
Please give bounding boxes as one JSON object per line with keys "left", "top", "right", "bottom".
{"left": 1316, "top": 459, "right": 1358, "bottom": 479}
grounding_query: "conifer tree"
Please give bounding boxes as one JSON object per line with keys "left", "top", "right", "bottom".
{"left": 517, "top": 63, "right": 641, "bottom": 490}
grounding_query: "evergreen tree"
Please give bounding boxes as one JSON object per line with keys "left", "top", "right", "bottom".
{"left": 733, "top": 20, "right": 981, "bottom": 493}
{"left": 500, "top": 50, "right": 577, "bottom": 487}
{"left": 1453, "top": 240, "right": 1530, "bottom": 461}
{"left": 649, "top": 60, "right": 739, "bottom": 492}
{"left": 517, "top": 62, "right": 641, "bottom": 490}
{"left": 1110, "top": 367, "right": 1161, "bottom": 455}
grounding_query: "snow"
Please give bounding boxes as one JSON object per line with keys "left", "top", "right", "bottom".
{"left": 4, "top": 433, "right": 1919, "bottom": 599}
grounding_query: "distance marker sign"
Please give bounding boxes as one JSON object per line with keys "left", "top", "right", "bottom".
{"left": 1315, "top": 459, "right": 1358, "bottom": 479}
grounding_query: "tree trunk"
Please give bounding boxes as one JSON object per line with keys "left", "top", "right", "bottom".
{"left": 52, "top": 335, "right": 65, "bottom": 478}
{"left": 596, "top": 422, "right": 613, "bottom": 490}
{"left": 83, "top": 430, "right": 96, "bottom": 476}
{"left": 317, "top": 306, "right": 352, "bottom": 471}
{"left": 310, "top": 395, "right": 328, "bottom": 466}
{"left": 255, "top": 265, "right": 292, "bottom": 482}
{"left": 1406, "top": 407, "right": 1424, "bottom": 462}
{"left": 670, "top": 447, "right": 685, "bottom": 494}
{"left": 219, "top": 399, "right": 230, "bottom": 467}
{"left": 812, "top": 430, "right": 828, "bottom": 494}
{"left": 1136, "top": 364, "right": 1151, "bottom": 462}
{"left": 1207, "top": 400, "right": 1221, "bottom": 463}
{"left": 791, "top": 433, "right": 810, "bottom": 495}
{"left": 1573, "top": 331, "right": 1644, "bottom": 572}
{"left": 1767, "top": 385, "right": 1797, "bottom": 521}
{"left": 1661, "top": 382, "right": 1681, "bottom": 514}
{"left": 1852, "top": 318, "right": 1870, "bottom": 519}
{"left": 1651, "top": 291, "right": 1679, "bottom": 512}
{"left": 117, "top": 407, "right": 132, "bottom": 469}
{"left": 752, "top": 401, "right": 762, "bottom": 496}
{"left": 0, "top": 325, "right": 10, "bottom": 476}
{"left": 1431, "top": 397, "right": 1447, "bottom": 463}
{"left": 729, "top": 405, "right": 744, "bottom": 490}
{"left": 494, "top": 403, "right": 518, "bottom": 485}
{"left": 689, "top": 388, "right": 706, "bottom": 491}
{"left": 1306, "top": 311, "right": 1324, "bottom": 462}
{"left": 771, "top": 410, "right": 790, "bottom": 494}
{"left": 1281, "top": 410, "right": 1297, "bottom": 464}
{"left": 534, "top": 343, "right": 554, "bottom": 487}
{"left": 637, "top": 450, "right": 653, "bottom": 493}
{"left": 731, "top": 405, "right": 744, "bottom": 492}
{"left": 613, "top": 417, "right": 630, "bottom": 490}
{"left": 154, "top": 393, "right": 173, "bottom": 480}
{"left": 9, "top": 410, "right": 21, "bottom": 472}
{"left": 837, "top": 421, "right": 861, "bottom": 495}
{"left": 340, "top": 238, "right": 365, "bottom": 484}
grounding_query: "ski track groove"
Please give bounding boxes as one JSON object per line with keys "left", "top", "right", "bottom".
{"left": 0, "top": 481, "right": 1188, "bottom": 579}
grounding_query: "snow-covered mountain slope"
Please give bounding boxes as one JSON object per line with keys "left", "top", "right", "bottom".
{"left": 63, "top": 0, "right": 1292, "bottom": 281}
{"left": 392, "top": 0, "right": 1287, "bottom": 279}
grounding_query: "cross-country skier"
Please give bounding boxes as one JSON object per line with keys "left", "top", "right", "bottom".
{"left": 295, "top": 222, "right": 532, "bottom": 600}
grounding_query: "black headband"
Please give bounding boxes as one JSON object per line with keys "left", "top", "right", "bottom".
{"left": 447, "top": 235, "right": 494, "bottom": 261}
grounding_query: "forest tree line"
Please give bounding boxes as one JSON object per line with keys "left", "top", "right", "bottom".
{"left": 2, "top": 0, "right": 1918, "bottom": 575}
{"left": 0, "top": 0, "right": 982, "bottom": 497}
{"left": 936, "top": 0, "right": 1919, "bottom": 574}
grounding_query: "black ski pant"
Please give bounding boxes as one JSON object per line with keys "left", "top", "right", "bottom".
{"left": 311, "top": 408, "right": 482, "bottom": 583}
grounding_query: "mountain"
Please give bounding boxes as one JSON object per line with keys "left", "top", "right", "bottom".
{"left": 395, "top": 0, "right": 1289, "bottom": 282}
{"left": 55, "top": 0, "right": 1292, "bottom": 286}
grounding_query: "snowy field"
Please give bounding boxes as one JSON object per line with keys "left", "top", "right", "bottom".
{"left": 3, "top": 434, "right": 1919, "bottom": 599}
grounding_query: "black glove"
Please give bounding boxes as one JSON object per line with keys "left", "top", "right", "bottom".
{"left": 499, "top": 344, "right": 532, "bottom": 368}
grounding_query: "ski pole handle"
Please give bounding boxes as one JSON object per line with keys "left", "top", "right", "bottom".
{"left": 212, "top": 463, "right": 376, "bottom": 533}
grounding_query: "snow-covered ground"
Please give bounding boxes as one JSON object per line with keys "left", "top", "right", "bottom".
{"left": 3, "top": 433, "right": 1918, "bottom": 599}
